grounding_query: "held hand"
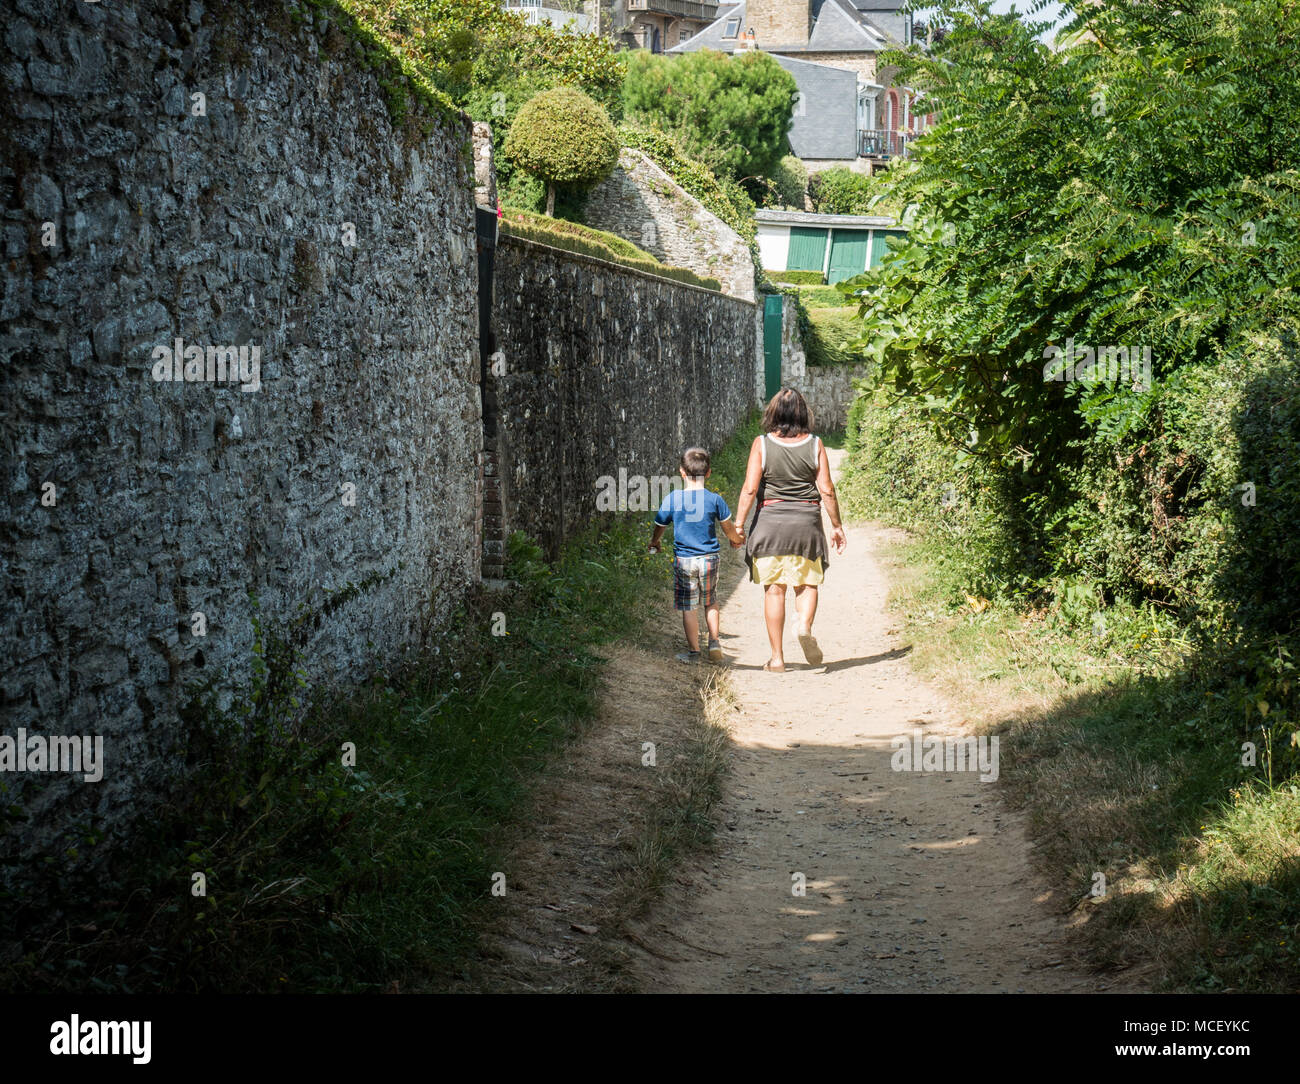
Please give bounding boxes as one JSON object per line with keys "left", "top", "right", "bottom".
{"left": 830, "top": 526, "right": 847, "bottom": 554}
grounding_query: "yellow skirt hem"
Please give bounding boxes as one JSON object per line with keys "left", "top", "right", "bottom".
{"left": 749, "top": 555, "right": 824, "bottom": 586}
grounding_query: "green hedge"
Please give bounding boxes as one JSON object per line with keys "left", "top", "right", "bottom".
{"left": 770, "top": 271, "right": 825, "bottom": 285}
{"left": 499, "top": 209, "right": 722, "bottom": 291}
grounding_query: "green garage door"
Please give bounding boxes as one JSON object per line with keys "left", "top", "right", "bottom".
{"left": 870, "top": 228, "right": 905, "bottom": 269}
{"left": 827, "top": 229, "right": 871, "bottom": 284}
{"left": 787, "top": 226, "right": 828, "bottom": 272}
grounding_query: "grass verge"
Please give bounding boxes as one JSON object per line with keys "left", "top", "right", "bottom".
{"left": 785, "top": 286, "right": 866, "bottom": 368}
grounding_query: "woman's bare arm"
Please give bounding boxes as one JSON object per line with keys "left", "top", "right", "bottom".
{"left": 817, "top": 442, "right": 848, "bottom": 553}
{"left": 732, "top": 436, "right": 764, "bottom": 538}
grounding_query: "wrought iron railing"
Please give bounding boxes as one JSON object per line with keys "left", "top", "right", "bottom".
{"left": 858, "top": 129, "right": 910, "bottom": 159}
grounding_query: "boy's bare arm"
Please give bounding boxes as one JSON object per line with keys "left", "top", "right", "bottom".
{"left": 719, "top": 516, "right": 744, "bottom": 547}
{"left": 648, "top": 523, "right": 667, "bottom": 553}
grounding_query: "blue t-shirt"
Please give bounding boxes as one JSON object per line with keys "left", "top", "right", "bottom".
{"left": 654, "top": 488, "right": 732, "bottom": 557}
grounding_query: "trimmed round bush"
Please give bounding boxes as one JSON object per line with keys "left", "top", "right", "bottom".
{"left": 503, "top": 86, "right": 620, "bottom": 215}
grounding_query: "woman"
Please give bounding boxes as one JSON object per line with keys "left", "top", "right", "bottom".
{"left": 734, "top": 388, "right": 847, "bottom": 672}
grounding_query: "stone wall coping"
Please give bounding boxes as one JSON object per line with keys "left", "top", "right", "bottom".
{"left": 498, "top": 233, "right": 758, "bottom": 308}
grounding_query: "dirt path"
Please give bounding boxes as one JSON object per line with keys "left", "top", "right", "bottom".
{"left": 630, "top": 449, "right": 1121, "bottom": 993}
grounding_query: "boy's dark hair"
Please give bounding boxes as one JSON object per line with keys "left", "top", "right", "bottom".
{"left": 762, "top": 388, "right": 813, "bottom": 438}
{"left": 681, "top": 446, "right": 711, "bottom": 478}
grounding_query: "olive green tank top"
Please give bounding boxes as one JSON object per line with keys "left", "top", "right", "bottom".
{"left": 761, "top": 433, "right": 821, "bottom": 502}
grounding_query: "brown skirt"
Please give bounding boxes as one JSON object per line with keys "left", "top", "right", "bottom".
{"left": 744, "top": 501, "right": 829, "bottom": 581}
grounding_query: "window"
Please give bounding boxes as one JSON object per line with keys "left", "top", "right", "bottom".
{"left": 722, "top": 17, "right": 741, "bottom": 39}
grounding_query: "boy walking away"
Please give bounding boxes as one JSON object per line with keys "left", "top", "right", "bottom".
{"left": 648, "top": 447, "right": 744, "bottom": 664}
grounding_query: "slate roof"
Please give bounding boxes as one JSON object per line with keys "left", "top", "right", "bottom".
{"left": 808, "top": 0, "right": 888, "bottom": 51}
{"left": 772, "top": 54, "right": 858, "bottom": 160}
{"left": 756, "top": 209, "right": 903, "bottom": 229}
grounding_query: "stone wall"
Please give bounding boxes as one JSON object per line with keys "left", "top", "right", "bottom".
{"left": 0, "top": 0, "right": 480, "bottom": 870}
{"left": 490, "top": 235, "right": 759, "bottom": 555}
{"left": 583, "top": 149, "right": 756, "bottom": 302}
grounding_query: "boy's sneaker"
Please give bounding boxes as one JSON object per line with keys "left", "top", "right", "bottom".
{"left": 707, "top": 639, "right": 723, "bottom": 663}
{"left": 675, "top": 650, "right": 701, "bottom": 664}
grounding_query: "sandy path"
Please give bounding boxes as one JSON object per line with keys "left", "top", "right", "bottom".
{"left": 639, "top": 450, "right": 1118, "bottom": 993}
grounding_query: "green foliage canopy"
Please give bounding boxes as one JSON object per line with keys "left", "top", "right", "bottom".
{"left": 347, "top": 0, "right": 625, "bottom": 124}
{"left": 768, "top": 155, "right": 809, "bottom": 209}
{"left": 504, "top": 87, "right": 620, "bottom": 212}
{"left": 852, "top": 0, "right": 1300, "bottom": 462}
{"left": 621, "top": 49, "right": 798, "bottom": 183}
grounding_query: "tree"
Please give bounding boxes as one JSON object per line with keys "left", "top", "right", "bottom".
{"left": 768, "top": 155, "right": 808, "bottom": 209}
{"left": 503, "top": 87, "right": 620, "bottom": 215}
{"left": 847, "top": 0, "right": 1300, "bottom": 628}
{"left": 854, "top": 0, "right": 1300, "bottom": 460}
{"left": 621, "top": 49, "right": 798, "bottom": 185}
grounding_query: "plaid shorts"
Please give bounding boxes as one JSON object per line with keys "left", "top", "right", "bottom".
{"left": 673, "top": 553, "right": 720, "bottom": 611}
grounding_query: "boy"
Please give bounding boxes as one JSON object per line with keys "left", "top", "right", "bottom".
{"left": 648, "top": 447, "right": 744, "bottom": 664}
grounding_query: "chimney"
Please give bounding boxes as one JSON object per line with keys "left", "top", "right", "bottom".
{"left": 744, "top": 1, "right": 811, "bottom": 47}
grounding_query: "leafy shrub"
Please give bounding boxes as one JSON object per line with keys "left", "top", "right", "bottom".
{"left": 842, "top": 0, "right": 1300, "bottom": 644}
{"left": 840, "top": 382, "right": 1038, "bottom": 604}
{"left": 768, "top": 155, "right": 808, "bottom": 209}
{"left": 346, "top": 0, "right": 625, "bottom": 123}
{"left": 504, "top": 87, "right": 620, "bottom": 215}
{"left": 809, "top": 167, "right": 893, "bottom": 216}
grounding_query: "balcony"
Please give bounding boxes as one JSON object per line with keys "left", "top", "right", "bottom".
{"left": 859, "top": 128, "right": 911, "bottom": 160}
{"left": 503, "top": 1, "right": 597, "bottom": 32}
{"left": 626, "top": 0, "right": 720, "bottom": 19}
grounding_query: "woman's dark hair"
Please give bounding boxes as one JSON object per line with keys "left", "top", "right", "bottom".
{"left": 762, "top": 388, "right": 813, "bottom": 438}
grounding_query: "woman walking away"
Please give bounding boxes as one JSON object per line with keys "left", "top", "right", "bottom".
{"left": 733, "top": 388, "right": 848, "bottom": 672}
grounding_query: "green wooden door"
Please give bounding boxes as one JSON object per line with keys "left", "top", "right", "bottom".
{"left": 870, "top": 229, "right": 904, "bottom": 269}
{"left": 762, "top": 294, "right": 783, "bottom": 399}
{"left": 828, "top": 229, "right": 871, "bottom": 284}
{"left": 786, "top": 227, "right": 828, "bottom": 273}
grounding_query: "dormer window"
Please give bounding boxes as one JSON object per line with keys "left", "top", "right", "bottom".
{"left": 722, "top": 17, "right": 741, "bottom": 39}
